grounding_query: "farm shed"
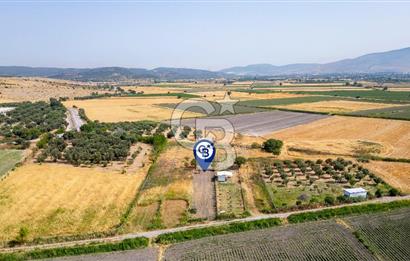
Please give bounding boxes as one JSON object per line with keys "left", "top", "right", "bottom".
{"left": 343, "top": 188, "right": 367, "bottom": 198}
{"left": 216, "top": 171, "right": 233, "bottom": 182}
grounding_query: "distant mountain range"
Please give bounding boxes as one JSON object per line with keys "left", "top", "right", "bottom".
{"left": 0, "top": 66, "right": 226, "bottom": 81}
{"left": 221, "top": 47, "right": 410, "bottom": 76}
{"left": 0, "top": 47, "right": 409, "bottom": 81}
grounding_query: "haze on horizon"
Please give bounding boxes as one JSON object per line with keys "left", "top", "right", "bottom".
{"left": 1, "top": 1, "right": 410, "bottom": 70}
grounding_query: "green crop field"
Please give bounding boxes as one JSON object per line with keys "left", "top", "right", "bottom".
{"left": 345, "top": 208, "right": 410, "bottom": 261}
{"left": 164, "top": 221, "right": 375, "bottom": 260}
{"left": 239, "top": 96, "right": 342, "bottom": 107}
{"left": 0, "top": 149, "right": 22, "bottom": 177}
{"left": 349, "top": 105, "right": 410, "bottom": 120}
{"left": 291, "top": 90, "right": 410, "bottom": 103}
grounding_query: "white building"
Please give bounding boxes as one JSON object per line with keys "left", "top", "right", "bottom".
{"left": 216, "top": 171, "right": 233, "bottom": 182}
{"left": 343, "top": 188, "right": 367, "bottom": 198}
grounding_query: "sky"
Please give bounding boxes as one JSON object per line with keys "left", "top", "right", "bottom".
{"left": 1, "top": 1, "right": 410, "bottom": 70}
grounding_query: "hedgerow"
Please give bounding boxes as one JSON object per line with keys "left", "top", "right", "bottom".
{"left": 155, "top": 218, "right": 282, "bottom": 244}
{"left": 0, "top": 237, "right": 148, "bottom": 260}
{"left": 287, "top": 200, "right": 410, "bottom": 223}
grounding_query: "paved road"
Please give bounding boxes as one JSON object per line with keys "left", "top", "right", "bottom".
{"left": 1, "top": 195, "right": 409, "bottom": 253}
{"left": 66, "top": 108, "right": 84, "bottom": 132}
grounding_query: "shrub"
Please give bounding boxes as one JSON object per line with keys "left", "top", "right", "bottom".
{"left": 262, "top": 139, "right": 283, "bottom": 155}
{"left": 324, "top": 195, "right": 335, "bottom": 206}
{"left": 234, "top": 156, "right": 246, "bottom": 168}
{"left": 389, "top": 188, "right": 400, "bottom": 196}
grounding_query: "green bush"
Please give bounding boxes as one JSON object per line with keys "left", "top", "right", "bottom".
{"left": 262, "top": 139, "right": 283, "bottom": 155}
{"left": 155, "top": 218, "right": 282, "bottom": 244}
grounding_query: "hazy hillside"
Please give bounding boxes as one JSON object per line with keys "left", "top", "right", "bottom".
{"left": 221, "top": 47, "right": 410, "bottom": 76}
{"left": 0, "top": 66, "right": 226, "bottom": 81}
{"left": 1, "top": 47, "right": 409, "bottom": 80}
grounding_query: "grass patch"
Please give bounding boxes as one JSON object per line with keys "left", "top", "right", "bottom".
{"left": 291, "top": 90, "right": 410, "bottom": 103}
{"left": 155, "top": 217, "right": 282, "bottom": 244}
{"left": 349, "top": 104, "right": 410, "bottom": 120}
{"left": 0, "top": 150, "right": 22, "bottom": 177}
{"left": 0, "top": 237, "right": 148, "bottom": 260}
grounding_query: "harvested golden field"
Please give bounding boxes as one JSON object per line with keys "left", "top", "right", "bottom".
{"left": 63, "top": 97, "right": 202, "bottom": 122}
{"left": 267, "top": 116, "right": 410, "bottom": 159}
{"left": 275, "top": 100, "right": 401, "bottom": 113}
{"left": 162, "top": 200, "right": 187, "bottom": 228}
{"left": 364, "top": 162, "right": 410, "bottom": 193}
{"left": 0, "top": 77, "right": 102, "bottom": 102}
{"left": 0, "top": 98, "right": 15, "bottom": 104}
{"left": 0, "top": 163, "right": 147, "bottom": 242}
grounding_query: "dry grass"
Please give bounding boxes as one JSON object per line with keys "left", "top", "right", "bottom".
{"left": 364, "top": 162, "right": 410, "bottom": 193}
{"left": 266, "top": 116, "right": 410, "bottom": 159}
{"left": 282, "top": 139, "right": 386, "bottom": 159}
{"left": 124, "top": 202, "right": 159, "bottom": 232}
{"left": 161, "top": 200, "right": 187, "bottom": 228}
{"left": 0, "top": 98, "right": 15, "bottom": 104}
{"left": 0, "top": 77, "right": 101, "bottom": 102}
{"left": 137, "top": 145, "right": 193, "bottom": 205}
{"left": 0, "top": 163, "right": 148, "bottom": 242}
{"left": 63, "top": 97, "right": 203, "bottom": 122}
{"left": 275, "top": 100, "right": 402, "bottom": 113}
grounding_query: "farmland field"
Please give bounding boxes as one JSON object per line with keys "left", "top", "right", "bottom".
{"left": 274, "top": 100, "right": 402, "bottom": 114}
{"left": 164, "top": 221, "right": 375, "bottom": 260}
{"left": 0, "top": 163, "right": 149, "bottom": 242}
{"left": 345, "top": 208, "right": 410, "bottom": 261}
{"left": 0, "top": 149, "right": 22, "bottom": 177}
{"left": 267, "top": 116, "right": 410, "bottom": 159}
{"left": 189, "top": 90, "right": 309, "bottom": 101}
{"left": 291, "top": 90, "right": 410, "bottom": 103}
{"left": 177, "top": 110, "right": 329, "bottom": 136}
{"left": 350, "top": 104, "right": 410, "bottom": 120}
{"left": 239, "top": 95, "right": 342, "bottom": 107}
{"left": 63, "top": 97, "right": 202, "bottom": 122}
{"left": 364, "top": 161, "right": 410, "bottom": 193}
{"left": 215, "top": 181, "right": 246, "bottom": 218}
{"left": 125, "top": 144, "right": 193, "bottom": 231}
{"left": 244, "top": 158, "right": 391, "bottom": 211}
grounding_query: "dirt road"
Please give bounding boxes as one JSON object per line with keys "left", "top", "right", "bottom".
{"left": 66, "top": 107, "right": 84, "bottom": 132}
{"left": 192, "top": 171, "right": 216, "bottom": 220}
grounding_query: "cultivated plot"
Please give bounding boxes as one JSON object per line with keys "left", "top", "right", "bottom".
{"left": 0, "top": 163, "right": 147, "bottom": 242}
{"left": 164, "top": 221, "right": 375, "bottom": 260}
{"left": 345, "top": 208, "right": 410, "bottom": 261}
{"left": 274, "top": 100, "right": 402, "bottom": 114}
{"left": 177, "top": 110, "right": 329, "bottom": 136}
{"left": 63, "top": 97, "right": 202, "bottom": 123}
{"left": 267, "top": 116, "right": 410, "bottom": 159}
